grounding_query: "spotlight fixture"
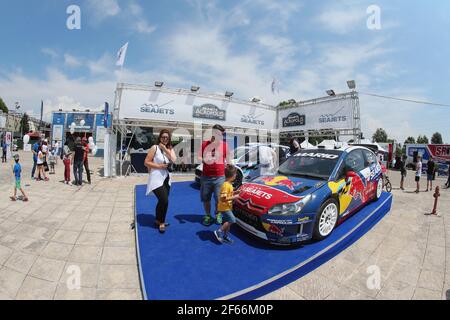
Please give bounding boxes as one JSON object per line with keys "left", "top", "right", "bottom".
{"left": 191, "top": 86, "right": 200, "bottom": 92}
{"left": 154, "top": 81, "right": 164, "bottom": 88}
{"left": 326, "top": 90, "right": 336, "bottom": 97}
{"left": 251, "top": 97, "right": 261, "bottom": 103}
{"left": 347, "top": 80, "right": 356, "bottom": 90}
{"left": 225, "top": 91, "right": 234, "bottom": 98}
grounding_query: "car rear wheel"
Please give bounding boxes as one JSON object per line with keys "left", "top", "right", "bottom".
{"left": 313, "top": 199, "right": 339, "bottom": 241}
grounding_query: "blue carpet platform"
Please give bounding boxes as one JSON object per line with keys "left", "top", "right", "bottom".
{"left": 135, "top": 182, "right": 393, "bottom": 300}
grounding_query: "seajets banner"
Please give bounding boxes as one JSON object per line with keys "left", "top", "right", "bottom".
{"left": 279, "top": 98, "right": 354, "bottom": 131}
{"left": 118, "top": 88, "right": 277, "bottom": 130}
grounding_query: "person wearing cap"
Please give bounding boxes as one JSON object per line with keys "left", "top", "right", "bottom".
{"left": 10, "top": 154, "right": 28, "bottom": 202}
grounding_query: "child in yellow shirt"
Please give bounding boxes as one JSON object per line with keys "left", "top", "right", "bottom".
{"left": 214, "top": 165, "right": 240, "bottom": 244}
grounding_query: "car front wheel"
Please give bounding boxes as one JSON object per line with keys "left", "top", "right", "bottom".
{"left": 313, "top": 199, "right": 339, "bottom": 241}
{"left": 374, "top": 177, "right": 383, "bottom": 201}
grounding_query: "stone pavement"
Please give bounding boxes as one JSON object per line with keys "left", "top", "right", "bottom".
{"left": 1, "top": 151, "right": 449, "bottom": 300}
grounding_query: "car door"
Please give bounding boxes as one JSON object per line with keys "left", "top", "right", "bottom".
{"left": 362, "top": 149, "right": 382, "bottom": 200}
{"left": 344, "top": 149, "right": 367, "bottom": 211}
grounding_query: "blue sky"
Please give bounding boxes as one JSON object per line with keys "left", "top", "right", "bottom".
{"left": 0, "top": 0, "right": 449, "bottom": 143}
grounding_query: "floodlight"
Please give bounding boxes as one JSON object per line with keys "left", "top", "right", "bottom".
{"left": 326, "top": 90, "right": 336, "bottom": 97}
{"left": 225, "top": 91, "right": 234, "bottom": 98}
{"left": 251, "top": 97, "right": 261, "bottom": 103}
{"left": 155, "top": 81, "right": 164, "bottom": 88}
{"left": 191, "top": 86, "right": 200, "bottom": 92}
{"left": 347, "top": 80, "right": 356, "bottom": 90}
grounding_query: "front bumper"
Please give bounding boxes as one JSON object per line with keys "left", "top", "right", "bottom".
{"left": 234, "top": 206, "right": 315, "bottom": 245}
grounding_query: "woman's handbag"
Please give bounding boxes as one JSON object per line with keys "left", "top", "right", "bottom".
{"left": 158, "top": 146, "right": 174, "bottom": 173}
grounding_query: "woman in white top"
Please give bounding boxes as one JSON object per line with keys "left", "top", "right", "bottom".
{"left": 36, "top": 146, "right": 48, "bottom": 181}
{"left": 144, "top": 129, "right": 177, "bottom": 233}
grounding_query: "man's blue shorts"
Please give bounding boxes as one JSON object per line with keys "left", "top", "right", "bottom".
{"left": 200, "top": 176, "right": 225, "bottom": 203}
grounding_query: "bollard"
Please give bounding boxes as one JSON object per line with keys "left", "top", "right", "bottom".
{"left": 431, "top": 186, "right": 440, "bottom": 215}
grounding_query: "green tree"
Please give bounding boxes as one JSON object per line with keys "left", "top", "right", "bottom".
{"left": 431, "top": 132, "right": 443, "bottom": 144}
{"left": 372, "top": 128, "right": 388, "bottom": 143}
{"left": 0, "top": 97, "right": 8, "bottom": 113}
{"left": 417, "top": 135, "right": 429, "bottom": 144}
{"left": 20, "top": 113, "right": 30, "bottom": 135}
{"left": 404, "top": 137, "right": 416, "bottom": 145}
{"left": 278, "top": 99, "right": 297, "bottom": 107}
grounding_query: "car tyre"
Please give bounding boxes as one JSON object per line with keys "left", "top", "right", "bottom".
{"left": 374, "top": 176, "right": 383, "bottom": 201}
{"left": 313, "top": 198, "right": 339, "bottom": 241}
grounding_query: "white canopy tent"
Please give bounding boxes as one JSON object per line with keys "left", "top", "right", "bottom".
{"left": 301, "top": 140, "right": 315, "bottom": 149}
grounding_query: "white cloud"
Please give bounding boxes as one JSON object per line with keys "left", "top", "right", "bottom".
{"left": 86, "top": 0, "right": 121, "bottom": 20}
{"left": 41, "top": 48, "right": 59, "bottom": 59}
{"left": 87, "top": 54, "right": 115, "bottom": 75}
{"left": 134, "top": 20, "right": 157, "bottom": 34}
{"left": 0, "top": 68, "right": 116, "bottom": 122}
{"left": 317, "top": 6, "right": 365, "bottom": 34}
{"left": 86, "top": 0, "right": 156, "bottom": 34}
{"left": 64, "top": 54, "right": 82, "bottom": 67}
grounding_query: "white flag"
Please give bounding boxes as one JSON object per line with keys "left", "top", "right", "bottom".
{"left": 116, "top": 42, "right": 129, "bottom": 67}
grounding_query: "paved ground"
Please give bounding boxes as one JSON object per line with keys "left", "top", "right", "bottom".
{"left": 0, "top": 151, "right": 449, "bottom": 300}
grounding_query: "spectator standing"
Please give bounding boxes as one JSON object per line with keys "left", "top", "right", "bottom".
{"left": 400, "top": 155, "right": 407, "bottom": 191}
{"left": 214, "top": 165, "right": 240, "bottom": 244}
{"left": 144, "top": 129, "right": 177, "bottom": 233}
{"left": 82, "top": 138, "right": 91, "bottom": 184}
{"left": 1, "top": 139, "right": 7, "bottom": 163}
{"left": 31, "top": 138, "right": 41, "bottom": 179}
{"left": 48, "top": 151, "right": 56, "bottom": 175}
{"left": 73, "top": 137, "right": 84, "bottom": 186}
{"left": 415, "top": 156, "right": 423, "bottom": 193}
{"left": 198, "top": 125, "right": 231, "bottom": 227}
{"left": 36, "top": 145, "right": 48, "bottom": 181}
{"left": 63, "top": 142, "right": 72, "bottom": 185}
{"left": 10, "top": 155, "right": 28, "bottom": 202}
{"left": 426, "top": 157, "right": 437, "bottom": 192}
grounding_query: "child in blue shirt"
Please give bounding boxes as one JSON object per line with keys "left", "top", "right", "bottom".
{"left": 10, "top": 155, "right": 28, "bottom": 202}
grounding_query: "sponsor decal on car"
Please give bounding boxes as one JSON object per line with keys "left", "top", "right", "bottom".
{"left": 295, "top": 152, "right": 340, "bottom": 160}
{"left": 240, "top": 185, "right": 273, "bottom": 200}
{"left": 266, "top": 218, "right": 295, "bottom": 225}
{"left": 259, "top": 176, "right": 301, "bottom": 191}
{"left": 262, "top": 222, "right": 285, "bottom": 236}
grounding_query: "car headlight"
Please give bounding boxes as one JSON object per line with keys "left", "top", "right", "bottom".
{"left": 268, "top": 195, "right": 312, "bottom": 216}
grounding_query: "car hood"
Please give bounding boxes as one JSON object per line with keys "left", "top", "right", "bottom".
{"left": 236, "top": 175, "right": 326, "bottom": 215}
{"left": 249, "top": 175, "right": 326, "bottom": 196}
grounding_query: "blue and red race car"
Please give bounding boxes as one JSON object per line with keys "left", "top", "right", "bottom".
{"left": 233, "top": 146, "right": 384, "bottom": 245}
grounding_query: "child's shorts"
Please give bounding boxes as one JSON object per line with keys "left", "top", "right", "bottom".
{"left": 15, "top": 178, "right": 21, "bottom": 189}
{"left": 220, "top": 210, "right": 236, "bottom": 224}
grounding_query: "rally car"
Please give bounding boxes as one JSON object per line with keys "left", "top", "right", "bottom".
{"left": 233, "top": 147, "right": 384, "bottom": 245}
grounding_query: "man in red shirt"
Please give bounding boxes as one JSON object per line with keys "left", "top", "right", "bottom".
{"left": 198, "top": 125, "right": 232, "bottom": 226}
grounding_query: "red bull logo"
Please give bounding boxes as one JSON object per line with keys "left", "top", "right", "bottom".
{"left": 262, "top": 222, "right": 285, "bottom": 236}
{"left": 260, "top": 176, "right": 301, "bottom": 191}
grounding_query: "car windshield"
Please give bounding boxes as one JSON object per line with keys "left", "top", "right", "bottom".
{"left": 278, "top": 150, "right": 342, "bottom": 180}
{"left": 234, "top": 147, "right": 251, "bottom": 161}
